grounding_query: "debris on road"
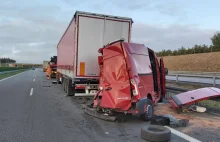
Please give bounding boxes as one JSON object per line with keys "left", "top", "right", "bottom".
{"left": 52, "top": 81, "right": 58, "bottom": 84}
{"left": 163, "top": 114, "right": 189, "bottom": 128}
{"left": 169, "top": 87, "right": 220, "bottom": 112}
{"left": 141, "top": 125, "right": 171, "bottom": 142}
{"left": 150, "top": 114, "right": 189, "bottom": 128}
{"left": 187, "top": 105, "right": 206, "bottom": 113}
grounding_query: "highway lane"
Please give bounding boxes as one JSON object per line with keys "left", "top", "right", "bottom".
{"left": 0, "top": 69, "right": 97, "bottom": 142}
{"left": 0, "top": 69, "right": 202, "bottom": 142}
{"left": 166, "top": 75, "right": 220, "bottom": 85}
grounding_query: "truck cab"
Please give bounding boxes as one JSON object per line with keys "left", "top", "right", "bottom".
{"left": 94, "top": 39, "right": 167, "bottom": 120}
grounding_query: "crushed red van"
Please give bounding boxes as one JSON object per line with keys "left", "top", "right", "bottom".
{"left": 92, "top": 39, "right": 168, "bottom": 121}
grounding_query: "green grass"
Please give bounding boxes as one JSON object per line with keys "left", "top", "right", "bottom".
{"left": 0, "top": 67, "right": 24, "bottom": 72}
{"left": 0, "top": 70, "right": 28, "bottom": 80}
{"left": 199, "top": 100, "right": 220, "bottom": 110}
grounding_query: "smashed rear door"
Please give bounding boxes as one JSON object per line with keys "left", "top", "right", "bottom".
{"left": 169, "top": 87, "right": 220, "bottom": 108}
{"left": 99, "top": 43, "right": 131, "bottom": 111}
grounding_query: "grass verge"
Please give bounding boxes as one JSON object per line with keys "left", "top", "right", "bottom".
{"left": 0, "top": 70, "right": 28, "bottom": 80}
{"left": 0, "top": 67, "right": 25, "bottom": 72}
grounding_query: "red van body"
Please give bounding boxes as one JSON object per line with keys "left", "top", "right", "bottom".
{"left": 94, "top": 40, "right": 166, "bottom": 120}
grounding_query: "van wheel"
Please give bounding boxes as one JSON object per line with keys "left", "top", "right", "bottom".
{"left": 140, "top": 99, "right": 154, "bottom": 121}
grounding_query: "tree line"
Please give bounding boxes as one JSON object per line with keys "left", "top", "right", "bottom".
{"left": 156, "top": 32, "right": 220, "bottom": 57}
{"left": 0, "top": 58, "right": 16, "bottom": 63}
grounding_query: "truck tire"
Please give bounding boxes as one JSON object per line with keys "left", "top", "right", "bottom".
{"left": 62, "top": 77, "right": 65, "bottom": 89}
{"left": 63, "top": 78, "right": 67, "bottom": 92}
{"left": 141, "top": 125, "right": 171, "bottom": 142}
{"left": 140, "top": 99, "right": 154, "bottom": 121}
{"left": 66, "top": 79, "right": 73, "bottom": 96}
{"left": 72, "top": 83, "right": 75, "bottom": 96}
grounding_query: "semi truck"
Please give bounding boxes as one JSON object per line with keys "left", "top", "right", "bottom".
{"left": 57, "top": 11, "right": 133, "bottom": 96}
{"left": 43, "top": 61, "right": 49, "bottom": 72}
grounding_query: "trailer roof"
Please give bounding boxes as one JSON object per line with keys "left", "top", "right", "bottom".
{"left": 74, "top": 11, "right": 133, "bottom": 23}
{"left": 57, "top": 11, "right": 133, "bottom": 48}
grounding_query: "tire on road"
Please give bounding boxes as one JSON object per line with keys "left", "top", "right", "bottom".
{"left": 141, "top": 125, "right": 171, "bottom": 142}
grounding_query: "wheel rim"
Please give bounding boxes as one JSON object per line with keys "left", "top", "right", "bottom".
{"left": 146, "top": 105, "right": 153, "bottom": 117}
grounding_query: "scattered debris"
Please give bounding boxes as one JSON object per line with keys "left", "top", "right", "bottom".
{"left": 150, "top": 114, "right": 189, "bottom": 128}
{"left": 163, "top": 114, "right": 189, "bottom": 128}
{"left": 141, "top": 125, "right": 171, "bottom": 142}
{"left": 150, "top": 115, "right": 170, "bottom": 126}
{"left": 105, "top": 132, "right": 109, "bottom": 135}
{"left": 169, "top": 87, "right": 220, "bottom": 112}
{"left": 52, "top": 81, "right": 58, "bottom": 84}
{"left": 42, "top": 84, "right": 51, "bottom": 87}
{"left": 187, "top": 105, "right": 206, "bottom": 113}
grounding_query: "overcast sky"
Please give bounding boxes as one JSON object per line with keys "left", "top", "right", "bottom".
{"left": 0, "top": 0, "right": 220, "bottom": 63}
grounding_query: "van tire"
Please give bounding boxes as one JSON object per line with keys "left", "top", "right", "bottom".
{"left": 140, "top": 99, "right": 154, "bottom": 121}
{"left": 141, "top": 125, "right": 171, "bottom": 142}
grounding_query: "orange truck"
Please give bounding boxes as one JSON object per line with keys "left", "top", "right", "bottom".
{"left": 46, "top": 63, "right": 57, "bottom": 79}
{"left": 43, "top": 61, "right": 49, "bottom": 72}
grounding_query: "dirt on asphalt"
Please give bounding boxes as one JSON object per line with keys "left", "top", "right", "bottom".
{"left": 47, "top": 79, "right": 220, "bottom": 142}
{"left": 155, "top": 103, "right": 220, "bottom": 142}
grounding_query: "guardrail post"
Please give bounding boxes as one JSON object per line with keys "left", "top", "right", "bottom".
{"left": 213, "top": 76, "right": 216, "bottom": 86}
{"left": 176, "top": 74, "right": 178, "bottom": 82}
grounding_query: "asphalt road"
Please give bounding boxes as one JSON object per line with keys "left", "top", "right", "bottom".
{"left": 166, "top": 75, "right": 220, "bottom": 85}
{"left": 0, "top": 69, "right": 206, "bottom": 142}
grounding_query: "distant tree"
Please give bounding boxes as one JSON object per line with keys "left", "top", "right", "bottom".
{"left": 211, "top": 32, "right": 220, "bottom": 49}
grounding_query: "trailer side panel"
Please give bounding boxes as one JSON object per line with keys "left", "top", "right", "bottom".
{"left": 57, "top": 19, "right": 76, "bottom": 78}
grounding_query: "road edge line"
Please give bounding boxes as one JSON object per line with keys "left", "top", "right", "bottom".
{"left": 30, "top": 88, "right": 34, "bottom": 96}
{"left": 165, "top": 126, "right": 201, "bottom": 142}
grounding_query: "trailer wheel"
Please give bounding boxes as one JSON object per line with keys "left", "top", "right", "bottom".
{"left": 63, "top": 78, "right": 67, "bottom": 92}
{"left": 140, "top": 99, "right": 154, "bottom": 121}
{"left": 62, "top": 77, "right": 65, "bottom": 89}
{"left": 72, "top": 83, "right": 75, "bottom": 96}
{"left": 66, "top": 79, "right": 73, "bottom": 96}
{"left": 141, "top": 125, "right": 171, "bottom": 142}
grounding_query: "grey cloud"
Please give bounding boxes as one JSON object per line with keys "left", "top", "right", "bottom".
{"left": 131, "top": 23, "right": 215, "bottom": 51}
{"left": 0, "top": 0, "right": 217, "bottom": 64}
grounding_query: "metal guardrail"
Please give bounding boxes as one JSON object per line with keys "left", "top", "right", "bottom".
{"left": 165, "top": 86, "right": 188, "bottom": 100}
{"left": 167, "top": 74, "right": 220, "bottom": 86}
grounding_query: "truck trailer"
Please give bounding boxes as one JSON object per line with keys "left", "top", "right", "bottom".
{"left": 57, "top": 11, "right": 133, "bottom": 96}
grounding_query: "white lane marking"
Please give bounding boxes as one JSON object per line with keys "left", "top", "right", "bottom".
{"left": 0, "top": 71, "right": 26, "bottom": 82}
{"left": 30, "top": 88, "right": 34, "bottom": 96}
{"left": 165, "top": 126, "right": 201, "bottom": 142}
{"left": 33, "top": 79, "right": 35, "bottom": 81}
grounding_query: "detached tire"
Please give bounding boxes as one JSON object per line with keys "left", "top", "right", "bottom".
{"left": 141, "top": 125, "right": 171, "bottom": 142}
